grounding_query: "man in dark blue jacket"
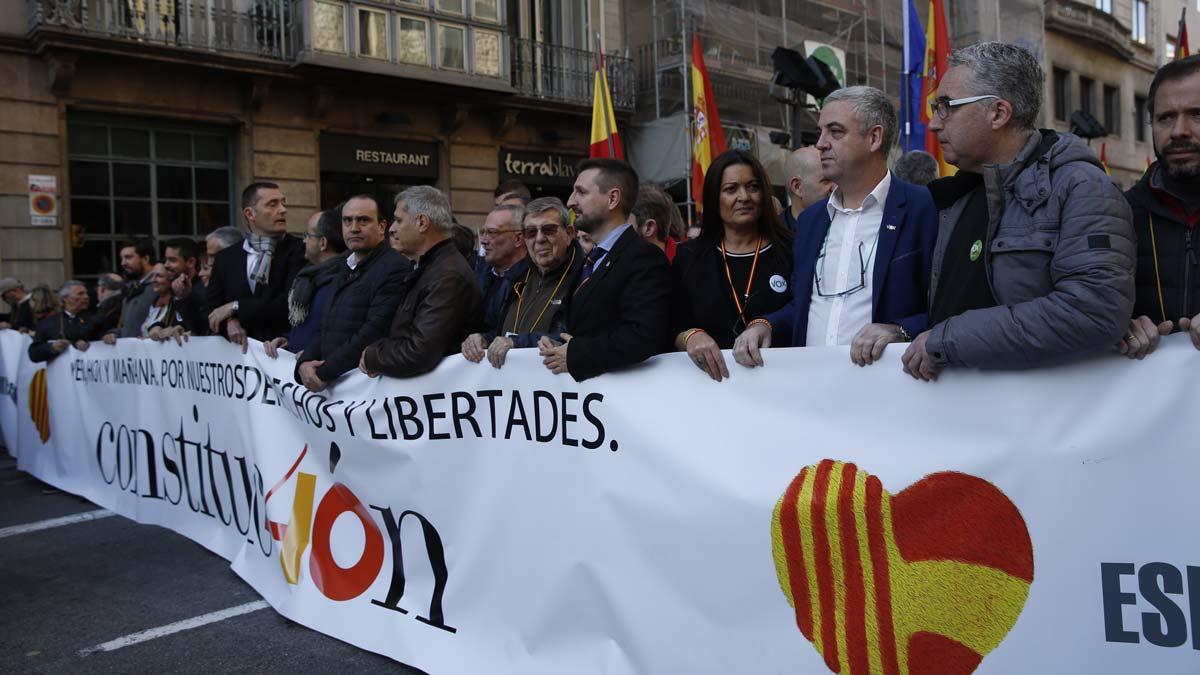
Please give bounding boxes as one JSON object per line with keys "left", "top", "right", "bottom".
{"left": 734, "top": 85, "right": 937, "bottom": 369}
{"left": 295, "top": 195, "right": 410, "bottom": 391}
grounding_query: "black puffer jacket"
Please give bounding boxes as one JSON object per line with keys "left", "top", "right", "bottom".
{"left": 297, "top": 243, "right": 411, "bottom": 383}
{"left": 1125, "top": 163, "right": 1200, "bottom": 324}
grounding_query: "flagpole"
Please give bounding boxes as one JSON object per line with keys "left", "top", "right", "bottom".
{"left": 682, "top": 1, "right": 694, "bottom": 227}
{"left": 595, "top": 33, "right": 617, "bottom": 159}
{"left": 902, "top": 0, "right": 910, "bottom": 151}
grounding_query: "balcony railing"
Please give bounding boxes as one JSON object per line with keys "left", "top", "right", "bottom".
{"left": 511, "top": 38, "right": 635, "bottom": 112}
{"left": 28, "top": 0, "right": 294, "bottom": 61}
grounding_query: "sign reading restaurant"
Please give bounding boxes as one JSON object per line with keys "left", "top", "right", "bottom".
{"left": 320, "top": 133, "right": 439, "bottom": 179}
{"left": 499, "top": 148, "right": 585, "bottom": 186}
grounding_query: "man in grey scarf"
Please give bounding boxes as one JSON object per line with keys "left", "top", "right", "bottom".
{"left": 205, "top": 182, "right": 307, "bottom": 350}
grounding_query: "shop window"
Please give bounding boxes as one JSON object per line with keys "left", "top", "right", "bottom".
{"left": 314, "top": 1, "right": 347, "bottom": 53}
{"left": 474, "top": 28, "right": 502, "bottom": 77}
{"left": 358, "top": 8, "right": 389, "bottom": 59}
{"left": 399, "top": 16, "right": 430, "bottom": 65}
{"left": 438, "top": 23, "right": 466, "bottom": 70}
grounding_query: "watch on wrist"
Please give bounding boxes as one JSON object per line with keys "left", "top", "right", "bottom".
{"left": 896, "top": 324, "right": 912, "bottom": 342}
{"left": 231, "top": 300, "right": 239, "bottom": 316}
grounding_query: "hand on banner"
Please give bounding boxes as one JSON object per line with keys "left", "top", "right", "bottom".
{"left": 1118, "top": 315, "right": 1172, "bottom": 359}
{"left": 462, "top": 333, "right": 488, "bottom": 363}
{"left": 208, "top": 302, "right": 237, "bottom": 334}
{"left": 684, "top": 330, "right": 729, "bottom": 382}
{"left": 901, "top": 330, "right": 942, "bottom": 382}
{"left": 1178, "top": 313, "right": 1200, "bottom": 350}
{"left": 486, "top": 335, "right": 515, "bottom": 369}
{"left": 225, "top": 318, "right": 248, "bottom": 354}
{"left": 51, "top": 339, "right": 69, "bottom": 354}
{"left": 73, "top": 339, "right": 90, "bottom": 352}
{"left": 102, "top": 333, "right": 118, "bottom": 346}
{"left": 539, "top": 334, "right": 570, "bottom": 374}
{"left": 358, "top": 351, "right": 380, "bottom": 378}
{"left": 733, "top": 321, "right": 771, "bottom": 368}
{"left": 851, "top": 323, "right": 905, "bottom": 366}
{"left": 298, "top": 360, "right": 328, "bottom": 392}
{"left": 264, "top": 337, "right": 288, "bottom": 359}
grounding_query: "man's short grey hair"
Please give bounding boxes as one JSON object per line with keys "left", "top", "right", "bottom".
{"left": 893, "top": 150, "right": 940, "bottom": 186}
{"left": 492, "top": 203, "right": 526, "bottom": 228}
{"left": 396, "top": 185, "right": 453, "bottom": 233}
{"left": 824, "top": 85, "right": 898, "bottom": 152}
{"left": 947, "top": 42, "right": 1043, "bottom": 130}
{"left": 206, "top": 226, "right": 244, "bottom": 251}
{"left": 58, "top": 280, "right": 86, "bottom": 297}
{"left": 522, "top": 197, "right": 569, "bottom": 227}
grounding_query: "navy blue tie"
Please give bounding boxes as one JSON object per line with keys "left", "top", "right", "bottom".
{"left": 581, "top": 245, "right": 607, "bottom": 281}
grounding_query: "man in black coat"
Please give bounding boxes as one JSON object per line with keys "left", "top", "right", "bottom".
{"left": 538, "top": 158, "right": 671, "bottom": 381}
{"left": 296, "top": 195, "right": 410, "bottom": 391}
{"left": 29, "top": 281, "right": 101, "bottom": 363}
{"left": 206, "top": 182, "right": 306, "bottom": 350}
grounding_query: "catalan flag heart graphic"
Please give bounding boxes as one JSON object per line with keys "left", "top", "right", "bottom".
{"left": 771, "top": 460, "right": 1033, "bottom": 675}
{"left": 28, "top": 368, "right": 50, "bottom": 444}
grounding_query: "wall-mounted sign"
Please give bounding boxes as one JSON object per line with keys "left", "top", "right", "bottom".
{"left": 499, "top": 149, "right": 585, "bottom": 186}
{"left": 28, "top": 175, "right": 57, "bottom": 226}
{"left": 320, "top": 134, "right": 439, "bottom": 178}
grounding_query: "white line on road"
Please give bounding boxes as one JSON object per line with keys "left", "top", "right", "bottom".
{"left": 0, "top": 509, "right": 114, "bottom": 539}
{"left": 78, "top": 601, "right": 270, "bottom": 657}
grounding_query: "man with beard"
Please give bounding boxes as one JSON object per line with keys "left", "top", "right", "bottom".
{"left": 538, "top": 158, "right": 671, "bottom": 381}
{"left": 206, "top": 182, "right": 306, "bottom": 351}
{"left": 1121, "top": 55, "right": 1200, "bottom": 358}
{"left": 160, "top": 237, "right": 207, "bottom": 336}
{"left": 462, "top": 197, "right": 583, "bottom": 368}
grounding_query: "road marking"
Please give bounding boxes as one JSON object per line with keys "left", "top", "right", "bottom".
{"left": 78, "top": 601, "right": 270, "bottom": 657}
{"left": 0, "top": 509, "right": 114, "bottom": 539}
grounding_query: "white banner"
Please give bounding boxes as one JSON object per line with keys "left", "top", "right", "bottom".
{"left": 2, "top": 330, "right": 1197, "bottom": 674}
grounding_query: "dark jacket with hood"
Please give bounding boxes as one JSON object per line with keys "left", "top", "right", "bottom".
{"left": 1125, "top": 162, "right": 1200, "bottom": 324}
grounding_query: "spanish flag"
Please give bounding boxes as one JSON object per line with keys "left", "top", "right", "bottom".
{"left": 1100, "top": 143, "right": 1111, "bottom": 175}
{"left": 589, "top": 44, "right": 624, "bottom": 159}
{"left": 691, "top": 36, "right": 726, "bottom": 214}
{"left": 1177, "top": 8, "right": 1190, "bottom": 59}
{"left": 920, "top": 0, "right": 955, "bottom": 176}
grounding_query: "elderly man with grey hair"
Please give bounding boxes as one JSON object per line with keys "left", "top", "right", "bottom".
{"left": 29, "top": 281, "right": 100, "bottom": 363}
{"left": 735, "top": 84, "right": 939, "bottom": 369}
{"left": 359, "top": 185, "right": 482, "bottom": 378}
{"left": 892, "top": 150, "right": 939, "bottom": 186}
{"left": 901, "top": 42, "right": 1135, "bottom": 380}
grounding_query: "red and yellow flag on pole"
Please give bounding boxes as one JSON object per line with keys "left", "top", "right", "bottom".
{"left": 1099, "top": 143, "right": 1111, "bottom": 175}
{"left": 589, "top": 39, "right": 624, "bottom": 159}
{"left": 920, "top": 0, "right": 955, "bottom": 177}
{"left": 690, "top": 36, "right": 726, "bottom": 214}
{"left": 1177, "top": 8, "right": 1190, "bottom": 59}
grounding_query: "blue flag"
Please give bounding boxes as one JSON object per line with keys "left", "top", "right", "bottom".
{"left": 903, "top": 0, "right": 927, "bottom": 152}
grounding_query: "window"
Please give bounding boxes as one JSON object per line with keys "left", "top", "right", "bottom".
{"left": 437, "top": 23, "right": 466, "bottom": 70}
{"left": 1135, "top": 95, "right": 1148, "bottom": 142}
{"left": 1095, "top": 0, "right": 1111, "bottom": 13}
{"left": 1166, "top": 38, "right": 1177, "bottom": 65}
{"left": 473, "top": 28, "right": 502, "bottom": 77}
{"left": 313, "top": 1, "right": 346, "bottom": 53}
{"left": 436, "top": 0, "right": 465, "bottom": 15}
{"left": 474, "top": 0, "right": 500, "bottom": 22}
{"left": 1103, "top": 85, "right": 1120, "bottom": 136}
{"left": 398, "top": 16, "right": 429, "bottom": 65}
{"left": 1133, "top": 0, "right": 1148, "bottom": 44}
{"left": 357, "top": 8, "right": 389, "bottom": 59}
{"left": 1053, "top": 67, "right": 1070, "bottom": 122}
{"left": 67, "top": 116, "right": 233, "bottom": 279}
{"left": 1080, "top": 76, "right": 1095, "bottom": 116}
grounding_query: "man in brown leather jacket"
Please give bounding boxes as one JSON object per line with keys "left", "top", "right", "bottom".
{"left": 359, "top": 185, "right": 482, "bottom": 378}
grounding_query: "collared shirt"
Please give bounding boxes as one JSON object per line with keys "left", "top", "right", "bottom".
{"left": 591, "top": 223, "right": 632, "bottom": 269}
{"left": 806, "top": 171, "right": 892, "bottom": 346}
{"left": 243, "top": 239, "right": 265, "bottom": 292}
{"left": 347, "top": 252, "right": 361, "bottom": 270}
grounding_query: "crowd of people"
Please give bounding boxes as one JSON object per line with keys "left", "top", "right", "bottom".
{"left": 3, "top": 43, "right": 1198, "bottom": 388}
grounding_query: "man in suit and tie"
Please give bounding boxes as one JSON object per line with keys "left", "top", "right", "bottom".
{"left": 734, "top": 85, "right": 938, "bottom": 368}
{"left": 538, "top": 158, "right": 671, "bottom": 381}
{"left": 206, "top": 182, "right": 306, "bottom": 351}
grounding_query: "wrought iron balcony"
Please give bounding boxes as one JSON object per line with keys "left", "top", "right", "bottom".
{"left": 27, "top": 0, "right": 294, "bottom": 62}
{"left": 511, "top": 37, "right": 635, "bottom": 112}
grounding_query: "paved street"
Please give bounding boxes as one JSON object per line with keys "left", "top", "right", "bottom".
{"left": 0, "top": 451, "right": 425, "bottom": 674}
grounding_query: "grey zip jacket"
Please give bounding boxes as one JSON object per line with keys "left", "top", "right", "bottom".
{"left": 926, "top": 130, "right": 1135, "bottom": 369}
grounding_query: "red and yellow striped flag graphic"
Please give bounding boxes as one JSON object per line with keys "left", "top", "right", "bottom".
{"left": 28, "top": 368, "right": 50, "bottom": 444}
{"left": 771, "top": 460, "right": 1033, "bottom": 675}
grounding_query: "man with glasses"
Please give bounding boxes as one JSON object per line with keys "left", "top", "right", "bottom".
{"left": 462, "top": 197, "right": 583, "bottom": 368}
{"left": 474, "top": 204, "right": 531, "bottom": 334}
{"left": 734, "top": 85, "right": 938, "bottom": 368}
{"left": 901, "top": 42, "right": 1134, "bottom": 380}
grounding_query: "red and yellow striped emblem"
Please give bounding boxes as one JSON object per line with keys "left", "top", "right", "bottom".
{"left": 28, "top": 368, "right": 50, "bottom": 444}
{"left": 771, "top": 460, "right": 1033, "bottom": 675}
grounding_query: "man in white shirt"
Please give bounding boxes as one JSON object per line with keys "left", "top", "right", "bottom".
{"left": 734, "top": 85, "right": 939, "bottom": 368}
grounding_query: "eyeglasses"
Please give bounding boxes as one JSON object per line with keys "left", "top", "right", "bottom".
{"left": 929, "top": 94, "right": 1000, "bottom": 120}
{"left": 522, "top": 223, "right": 563, "bottom": 238}
{"left": 480, "top": 228, "right": 521, "bottom": 240}
{"left": 815, "top": 238, "right": 878, "bottom": 298}
{"left": 302, "top": 231, "right": 321, "bottom": 240}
